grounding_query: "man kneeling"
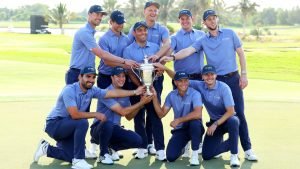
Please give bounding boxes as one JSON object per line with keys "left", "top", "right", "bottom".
{"left": 90, "top": 67, "right": 153, "bottom": 165}
{"left": 152, "top": 71, "right": 204, "bottom": 166}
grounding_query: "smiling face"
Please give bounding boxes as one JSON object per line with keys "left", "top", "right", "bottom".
{"left": 203, "top": 15, "right": 218, "bottom": 31}
{"left": 110, "top": 20, "right": 124, "bottom": 34}
{"left": 179, "top": 15, "right": 193, "bottom": 31}
{"left": 111, "top": 73, "right": 126, "bottom": 88}
{"left": 174, "top": 78, "right": 189, "bottom": 93}
{"left": 133, "top": 26, "right": 148, "bottom": 43}
{"left": 144, "top": 5, "right": 159, "bottom": 22}
{"left": 79, "top": 74, "right": 96, "bottom": 91}
{"left": 202, "top": 73, "right": 217, "bottom": 88}
{"left": 88, "top": 12, "right": 105, "bottom": 27}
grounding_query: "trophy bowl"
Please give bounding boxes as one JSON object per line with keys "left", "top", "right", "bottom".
{"left": 132, "top": 57, "right": 156, "bottom": 95}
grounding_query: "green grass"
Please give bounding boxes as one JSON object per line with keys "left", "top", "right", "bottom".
{"left": 0, "top": 27, "right": 300, "bottom": 169}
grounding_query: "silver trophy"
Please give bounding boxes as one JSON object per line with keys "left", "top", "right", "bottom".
{"left": 132, "top": 56, "right": 156, "bottom": 95}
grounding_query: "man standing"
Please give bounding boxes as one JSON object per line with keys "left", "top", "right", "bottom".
{"left": 152, "top": 71, "right": 204, "bottom": 166}
{"left": 170, "top": 9, "right": 205, "bottom": 82}
{"left": 33, "top": 66, "right": 144, "bottom": 169}
{"left": 96, "top": 10, "right": 130, "bottom": 89}
{"left": 65, "top": 5, "right": 137, "bottom": 85}
{"left": 123, "top": 21, "right": 165, "bottom": 160}
{"left": 128, "top": 1, "right": 171, "bottom": 154}
{"left": 161, "top": 9, "right": 258, "bottom": 161}
{"left": 90, "top": 67, "right": 153, "bottom": 165}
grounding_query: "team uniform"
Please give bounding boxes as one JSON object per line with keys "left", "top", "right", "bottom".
{"left": 44, "top": 82, "right": 107, "bottom": 162}
{"left": 192, "top": 28, "right": 252, "bottom": 151}
{"left": 189, "top": 80, "right": 239, "bottom": 159}
{"left": 123, "top": 41, "right": 165, "bottom": 152}
{"left": 163, "top": 87, "right": 204, "bottom": 162}
{"left": 65, "top": 23, "right": 98, "bottom": 84}
{"left": 90, "top": 84, "right": 142, "bottom": 158}
{"left": 171, "top": 28, "right": 205, "bottom": 81}
{"left": 97, "top": 29, "right": 130, "bottom": 89}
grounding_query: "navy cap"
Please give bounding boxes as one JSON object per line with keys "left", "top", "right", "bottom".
{"left": 174, "top": 71, "right": 189, "bottom": 81}
{"left": 110, "top": 10, "right": 126, "bottom": 24}
{"left": 80, "top": 66, "right": 97, "bottom": 75}
{"left": 202, "top": 65, "right": 216, "bottom": 74}
{"left": 178, "top": 9, "right": 192, "bottom": 18}
{"left": 203, "top": 9, "right": 217, "bottom": 20}
{"left": 133, "top": 21, "right": 148, "bottom": 31}
{"left": 111, "top": 66, "right": 126, "bottom": 76}
{"left": 88, "top": 5, "right": 107, "bottom": 15}
{"left": 144, "top": 1, "right": 160, "bottom": 9}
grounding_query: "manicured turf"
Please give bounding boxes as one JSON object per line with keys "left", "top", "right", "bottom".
{"left": 0, "top": 28, "right": 299, "bottom": 169}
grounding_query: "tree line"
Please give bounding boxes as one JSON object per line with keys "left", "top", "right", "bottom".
{"left": 1, "top": 0, "right": 300, "bottom": 28}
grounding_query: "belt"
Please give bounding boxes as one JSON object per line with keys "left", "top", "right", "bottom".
{"left": 218, "top": 71, "right": 238, "bottom": 78}
{"left": 98, "top": 73, "right": 111, "bottom": 77}
{"left": 188, "top": 73, "right": 202, "bottom": 79}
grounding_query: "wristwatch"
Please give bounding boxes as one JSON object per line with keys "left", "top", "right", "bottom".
{"left": 170, "top": 54, "right": 176, "bottom": 61}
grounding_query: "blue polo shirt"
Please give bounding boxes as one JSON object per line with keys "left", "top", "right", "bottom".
{"left": 189, "top": 80, "right": 235, "bottom": 120}
{"left": 70, "top": 23, "right": 98, "bottom": 69}
{"left": 192, "top": 28, "right": 242, "bottom": 75}
{"left": 46, "top": 82, "right": 107, "bottom": 120}
{"left": 171, "top": 28, "right": 205, "bottom": 73}
{"left": 123, "top": 41, "right": 160, "bottom": 63}
{"left": 128, "top": 22, "right": 169, "bottom": 46}
{"left": 98, "top": 29, "right": 130, "bottom": 75}
{"left": 164, "top": 87, "right": 203, "bottom": 129}
{"left": 95, "top": 84, "right": 131, "bottom": 125}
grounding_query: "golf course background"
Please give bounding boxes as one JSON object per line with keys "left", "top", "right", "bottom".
{"left": 0, "top": 25, "right": 299, "bottom": 169}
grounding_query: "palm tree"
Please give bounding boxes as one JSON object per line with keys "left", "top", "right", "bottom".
{"left": 48, "top": 3, "right": 70, "bottom": 35}
{"left": 102, "top": 0, "right": 121, "bottom": 14}
{"left": 157, "top": 0, "right": 176, "bottom": 25}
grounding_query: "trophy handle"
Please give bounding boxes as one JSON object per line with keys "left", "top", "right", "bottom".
{"left": 131, "top": 66, "right": 142, "bottom": 82}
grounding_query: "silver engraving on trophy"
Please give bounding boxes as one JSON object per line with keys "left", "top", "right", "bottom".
{"left": 132, "top": 56, "right": 156, "bottom": 95}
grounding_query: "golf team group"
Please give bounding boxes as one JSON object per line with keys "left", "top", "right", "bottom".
{"left": 33, "top": 1, "right": 259, "bottom": 169}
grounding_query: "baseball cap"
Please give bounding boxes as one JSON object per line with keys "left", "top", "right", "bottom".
{"left": 202, "top": 65, "right": 216, "bottom": 74}
{"left": 203, "top": 9, "right": 217, "bottom": 20}
{"left": 133, "top": 21, "right": 148, "bottom": 31}
{"left": 80, "top": 66, "right": 97, "bottom": 75}
{"left": 174, "top": 71, "right": 189, "bottom": 81}
{"left": 111, "top": 66, "right": 126, "bottom": 76}
{"left": 110, "top": 10, "right": 126, "bottom": 24}
{"left": 178, "top": 9, "right": 192, "bottom": 18}
{"left": 88, "top": 5, "right": 107, "bottom": 15}
{"left": 144, "top": 1, "right": 160, "bottom": 9}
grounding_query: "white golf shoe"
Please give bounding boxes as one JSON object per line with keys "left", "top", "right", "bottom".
{"left": 33, "top": 139, "right": 49, "bottom": 163}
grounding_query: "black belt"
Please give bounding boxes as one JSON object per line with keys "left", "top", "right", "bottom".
{"left": 218, "top": 71, "right": 238, "bottom": 78}
{"left": 98, "top": 73, "right": 111, "bottom": 77}
{"left": 188, "top": 73, "right": 202, "bottom": 79}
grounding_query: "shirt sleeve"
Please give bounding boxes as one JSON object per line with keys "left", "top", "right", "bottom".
{"left": 221, "top": 84, "right": 235, "bottom": 107}
{"left": 127, "top": 26, "right": 135, "bottom": 44}
{"left": 191, "top": 90, "right": 203, "bottom": 109}
{"left": 161, "top": 26, "right": 170, "bottom": 41}
{"left": 101, "top": 98, "right": 119, "bottom": 109}
{"left": 232, "top": 30, "right": 242, "bottom": 49}
{"left": 93, "top": 87, "right": 108, "bottom": 100}
{"left": 189, "top": 80, "right": 200, "bottom": 92}
{"left": 164, "top": 93, "right": 172, "bottom": 109}
{"left": 123, "top": 47, "right": 131, "bottom": 60}
{"left": 98, "top": 36, "right": 110, "bottom": 52}
{"left": 192, "top": 37, "right": 203, "bottom": 51}
{"left": 62, "top": 87, "right": 77, "bottom": 108}
{"left": 170, "top": 35, "right": 177, "bottom": 51}
{"left": 79, "top": 31, "right": 98, "bottom": 50}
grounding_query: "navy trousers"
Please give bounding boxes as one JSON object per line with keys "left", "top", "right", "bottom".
{"left": 90, "top": 121, "right": 142, "bottom": 156}
{"left": 129, "top": 76, "right": 165, "bottom": 150}
{"left": 166, "top": 120, "right": 204, "bottom": 162}
{"left": 45, "top": 117, "right": 88, "bottom": 162}
{"left": 97, "top": 73, "right": 112, "bottom": 89}
{"left": 217, "top": 72, "right": 252, "bottom": 151}
{"left": 202, "top": 116, "right": 240, "bottom": 160}
{"left": 65, "top": 68, "right": 80, "bottom": 85}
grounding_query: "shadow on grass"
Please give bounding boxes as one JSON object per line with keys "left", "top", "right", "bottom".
{"left": 29, "top": 160, "right": 70, "bottom": 169}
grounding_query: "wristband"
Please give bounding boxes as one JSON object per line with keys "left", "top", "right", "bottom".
{"left": 241, "top": 70, "right": 247, "bottom": 75}
{"left": 171, "top": 54, "right": 176, "bottom": 61}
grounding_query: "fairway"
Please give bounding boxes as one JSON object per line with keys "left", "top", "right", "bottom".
{"left": 0, "top": 30, "right": 300, "bottom": 169}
